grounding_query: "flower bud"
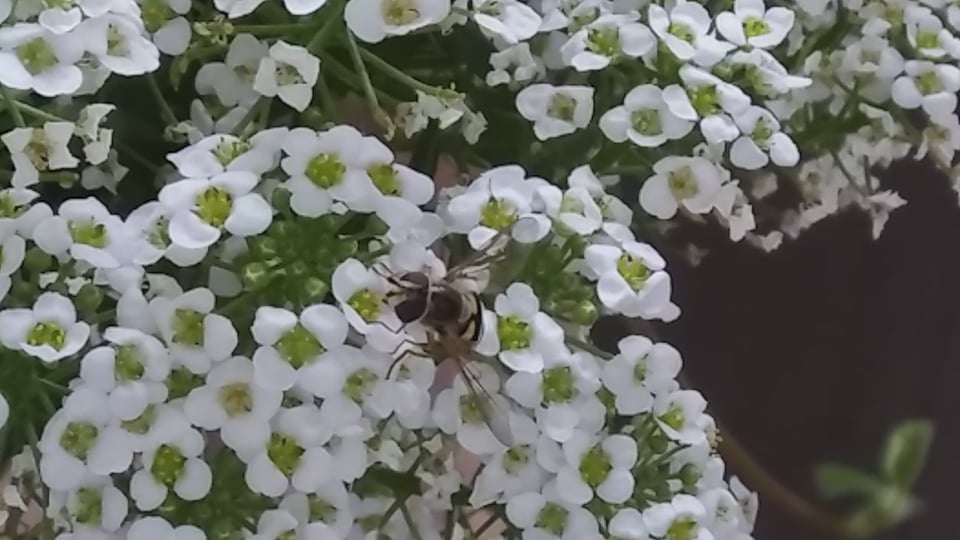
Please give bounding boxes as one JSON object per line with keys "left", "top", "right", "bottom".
{"left": 75, "top": 284, "right": 103, "bottom": 314}
{"left": 24, "top": 248, "right": 52, "bottom": 274}
{"left": 302, "top": 277, "right": 329, "bottom": 302}
{"left": 242, "top": 262, "right": 269, "bottom": 289}
{"left": 270, "top": 188, "right": 291, "bottom": 215}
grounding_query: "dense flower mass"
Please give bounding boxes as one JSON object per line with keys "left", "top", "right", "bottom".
{"left": 0, "top": 0, "right": 952, "bottom": 537}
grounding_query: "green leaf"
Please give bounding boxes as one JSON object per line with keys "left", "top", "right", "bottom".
{"left": 844, "top": 486, "right": 920, "bottom": 539}
{"left": 880, "top": 419, "right": 935, "bottom": 489}
{"left": 814, "top": 463, "right": 886, "bottom": 499}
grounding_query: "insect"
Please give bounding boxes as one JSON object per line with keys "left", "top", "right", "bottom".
{"left": 378, "top": 229, "right": 520, "bottom": 447}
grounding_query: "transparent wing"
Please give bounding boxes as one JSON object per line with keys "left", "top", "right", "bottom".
{"left": 456, "top": 357, "right": 514, "bottom": 447}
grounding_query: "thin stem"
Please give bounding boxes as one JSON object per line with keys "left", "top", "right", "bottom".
{"left": 565, "top": 336, "right": 613, "bottom": 359}
{"left": 355, "top": 46, "right": 458, "bottom": 98}
{"left": 231, "top": 23, "right": 315, "bottom": 35}
{"left": 146, "top": 73, "right": 179, "bottom": 126}
{"left": 400, "top": 503, "right": 425, "bottom": 540}
{"left": 344, "top": 30, "right": 393, "bottom": 134}
{"left": 230, "top": 99, "right": 267, "bottom": 137}
{"left": 114, "top": 140, "right": 161, "bottom": 173}
{"left": 306, "top": 0, "right": 346, "bottom": 53}
{"left": 11, "top": 101, "right": 67, "bottom": 123}
{"left": 0, "top": 87, "right": 25, "bottom": 127}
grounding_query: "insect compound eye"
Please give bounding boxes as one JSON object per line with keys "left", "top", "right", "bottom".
{"left": 395, "top": 296, "right": 428, "bottom": 323}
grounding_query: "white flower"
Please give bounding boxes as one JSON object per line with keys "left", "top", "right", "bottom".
{"left": 904, "top": 4, "right": 960, "bottom": 59}
{"left": 315, "top": 346, "right": 394, "bottom": 432}
{"left": 505, "top": 488, "right": 600, "bottom": 539}
{"left": 892, "top": 60, "right": 960, "bottom": 119}
{"left": 0, "top": 222, "right": 25, "bottom": 302}
{"left": 556, "top": 432, "right": 637, "bottom": 505}
{"left": 80, "top": 13, "right": 161, "bottom": 76}
{"left": 516, "top": 84, "right": 594, "bottom": 140}
{"left": 663, "top": 65, "right": 751, "bottom": 144}
{"left": 648, "top": 2, "right": 734, "bottom": 67}
{"left": 75, "top": 103, "right": 115, "bottom": 165}
{"left": 283, "top": 0, "right": 328, "bottom": 15}
{"left": 481, "top": 282, "right": 566, "bottom": 373}
{"left": 1, "top": 123, "right": 79, "bottom": 188}
{"left": 600, "top": 84, "right": 694, "bottom": 147}
{"left": 473, "top": 0, "right": 542, "bottom": 45}
{"left": 0, "top": 292, "right": 90, "bottom": 363}
{"left": 712, "top": 181, "right": 756, "bottom": 242}
{"left": 560, "top": 14, "right": 655, "bottom": 72}
{"left": 33, "top": 196, "right": 128, "bottom": 268}
{"left": 279, "top": 482, "right": 354, "bottom": 538}
{"left": 158, "top": 171, "right": 273, "bottom": 249}
{"left": 184, "top": 356, "right": 283, "bottom": 459}
{"left": 168, "top": 129, "right": 286, "bottom": 178}
{"left": 643, "top": 494, "right": 713, "bottom": 540}
{"left": 584, "top": 239, "right": 679, "bottom": 322}
{"left": 729, "top": 48, "right": 811, "bottom": 97}
{"left": 331, "top": 258, "right": 404, "bottom": 352}
{"left": 385, "top": 354, "right": 436, "bottom": 429}
{"left": 609, "top": 508, "right": 652, "bottom": 540}
{"left": 61, "top": 476, "right": 128, "bottom": 532}
{"left": 567, "top": 166, "right": 633, "bottom": 226}
{"left": 433, "top": 362, "right": 512, "bottom": 455}
{"left": 639, "top": 156, "right": 724, "bottom": 219}
{"left": 251, "top": 305, "right": 350, "bottom": 395}
{"left": 281, "top": 125, "right": 378, "bottom": 217}
{"left": 445, "top": 165, "right": 552, "bottom": 248}
{"left": 80, "top": 326, "right": 170, "bottom": 421}
{"left": 149, "top": 287, "right": 238, "bottom": 374}
{"left": 253, "top": 40, "right": 320, "bottom": 112}
{"left": 715, "top": 0, "right": 794, "bottom": 49}
{"left": 39, "top": 386, "right": 132, "bottom": 491}
{"left": 126, "top": 517, "right": 205, "bottom": 540}
{"left": 730, "top": 106, "right": 799, "bottom": 169}
{"left": 130, "top": 421, "right": 211, "bottom": 510}
{"left": 486, "top": 43, "right": 541, "bottom": 87}
{"left": 195, "top": 33, "right": 267, "bottom": 108}
{"left": 215, "top": 0, "right": 267, "bottom": 18}
{"left": 139, "top": 0, "right": 192, "bottom": 55}
{"left": 345, "top": 0, "right": 451, "bottom": 43}
{"left": 654, "top": 389, "right": 709, "bottom": 445}
{"left": 0, "top": 23, "right": 83, "bottom": 96}
{"left": 602, "top": 336, "right": 681, "bottom": 415}
{"left": 348, "top": 135, "right": 435, "bottom": 231}
{"left": 730, "top": 476, "right": 759, "bottom": 528}
{"left": 244, "top": 405, "right": 335, "bottom": 496}
{"left": 469, "top": 412, "right": 545, "bottom": 506}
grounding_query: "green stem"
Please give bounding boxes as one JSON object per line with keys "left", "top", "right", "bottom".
{"left": 231, "top": 23, "right": 315, "bottom": 35}
{"left": 146, "top": 73, "right": 179, "bottom": 126}
{"left": 306, "top": 0, "right": 346, "bottom": 53}
{"left": 566, "top": 336, "right": 613, "bottom": 359}
{"left": 115, "top": 140, "right": 161, "bottom": 173}
{"left": 10, "top": 101, "right": 67, "bottom": 123}
{"left": 318, "top": 53, "right": 399, "bottom": 105}
{"left": 344, "top": 30, "right": 393, "bottom": 134}
{"left": 0, "top": 87, "right": 25, "bottom": 127}
{"left": 230, "top": 98, "right": 268, "bottom": 137}
{"left": 355, "top": 46, "right": 458, "bottom": 98}
{"left": 400, "top": 503, "right": 425, "bottom": 540}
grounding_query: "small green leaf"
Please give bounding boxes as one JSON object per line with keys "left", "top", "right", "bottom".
{"left": 844, "top": 486, "right": 920, "bottom": 539}
{"left": 814, "top": 463, "right": 885, "bottom": 499}
{"left": 880, "top": 419, "right": 935, "bottom": 489}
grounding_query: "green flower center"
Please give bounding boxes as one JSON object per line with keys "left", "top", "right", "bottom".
{"left": 480, "top": 198, "right": 517, "bottom": 231}
{"left": 633, "top": 359, "right": 647, "bottom": 383}
{"left": 277, "top": 323, "right": 323, "bottom": 369}
{"left": 660, "top": 404, "right": 685, "bottom": 431}
{"left": 60, "top": 421, "right": 98, "bottom": 460}
{"left": 69, "top": 220, "right": 108, "bottom": 248}
{"left": 115, "top": 345, "right": 145, "bottom": 382}
{"left": 277, "top": 531, "right": 297, "bottom": 540}
{"left": 667, "top": 166, "right": 698, "bottom": 199}
{"left": 218, "top": 382, "right": 253, "bottom": 416}
{"left": 459, "top": 392, "right": 487, "bottom": 425}
{"left": 141, "top": 0, "right": 174, "bottom": 33}
{"left": 0, "top": 194, "right": 27, "bottom": 219}
{"left": 344, "top": 368, "right": 378, "bottom": 402}
{"left": 25, "top": 129, "right": 50, "bottom": 171}
{"left": 15, "top": 38, "right": 57, "bottom": 75}
{"left": 172, "top": 308, "right": 205, "bottom": 347}
{"left": 667, "top": 518, "right": 698, "bottom": 540}
{"left": 27, "top": 321, "right": 66, "bottom": 351}
{"left": 309, "top": 496, "right": 337, "bottom": 523}
{"left": 195, "top": 186, "right": 233, "bottom": 228}
{"left": 631, "top": 108, "right": 662, "bottom": 136}
{"left": 578, "top": 445, "right": 612, "bottom": 488}
{"left": 916, "top": 30, "right": 940, "bottom": 50}
{"left": 106, "top": 24, "right": 128, "bottom": 57}
{"left": 751, "top": 118, "right": 773, "bottom": 148}
{"left": 213, "top": 139, "right": 251, "bottom": 167}
{"left": 274, "top": 63, "right": 305, "bottom": 85}
{"left": 306, "top": 153, "right": 345, "bottom": 189}
{"left": 267, "top": 432, "right": 304, "bottom": 476}
{"left": 917, "top": 71, "right": 941, "bottom": 95}
{"left": 743, "top": 16, "right": 770, "bottom": 38}
{"left": 74, "top": 487, "right": 102, "bottom": 525}
{"left": 497, "top": 315, "right": 531, "bottom": 350}
{"left": 504, "top": 445, "right": 530, "bottom": 475}
{"left": 586, "top": 26, "right": 620, "bottom": 57}
{"left": 122, "top": 404, "right": 157, "bottom": 434}
{"left": 617, "top": 254, "right": 652, "bottom": 291}
{"left": 668, "top": 22, "right": 695, "bottom": 44}
{"left": 742, "top": 65, "right": 772, "bottom": 98}
{"left": 542, "top": 365, "right": 576, "bottom": 404}
{"left": 166, "top": 368, "right": 203, "bottom": 400}
{"left": 688, "top": 85, "right": 720, "bottom": 116}
{"left": 368, "top": 163, "right": 400, "bottom": 196}
{"left": 535, "top": 502, "right": 568, "bottom": 536}
{"left": 148, "top": 215, "right": 171, "bottom": 249}
{"left": 547, "top": 92, "right": 577, "bottom": 122}
{"left": 569, "top": 8, "right": 599, "bottom": 31}
{"left": 382, "top": 0, "right": 421, "bottom": 25}
{"left": 151, "top": 444, "right": 187, "bottom": 487}
{"left": 348, "top": 289, "right": 382, "bottom": 322}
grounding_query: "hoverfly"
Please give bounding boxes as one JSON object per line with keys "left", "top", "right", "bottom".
{"left": 378, "top": 228, "right": 524, "bottom": 447}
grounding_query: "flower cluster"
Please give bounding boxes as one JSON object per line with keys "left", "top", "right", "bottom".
{"left": 1, "top": 0, "right": 946, "bottom": 537}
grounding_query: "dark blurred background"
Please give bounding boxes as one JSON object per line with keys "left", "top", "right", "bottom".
{"left": 650, "top": 159, "right": 959, "bottom": 540}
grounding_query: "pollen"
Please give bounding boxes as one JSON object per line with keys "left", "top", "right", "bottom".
{"left": 541, "top": 365, "right": 576, "bottom": 404}
{"left": 114, "top": 345, "right": 145, "bottom": 382}
{"left": 497, "top": 315, "right": 531, "bottom": 350}
{"left": 195, "top": 186, "right": 233, "bottom": 228}
{"left": 276, "top": 323, "right": 323, "bottom": 368}
{"left": 150, "top": 444, "right": 187, "bottom": 487}
{"left": 267, "top": 432, "right": 304, "bottom": 476}
{"left": 27, "top": 321, "right": 66, "bottom": 351}
{"left": 578, "top": 445, "right": 612, "bottom": 487}
{"left": 480, "top": 198, "right": 518, "bottom": 231}
{"left": 348, "top": 289, "right": 382, "bottom": 322}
